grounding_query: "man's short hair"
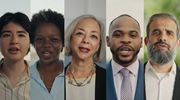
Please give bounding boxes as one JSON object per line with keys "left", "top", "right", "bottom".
{"left": 146, "top": 13, "right": 180, "bottom": 39}
{"left": 30, "top": 9, "right": 64, "bottom": 46}
{"left": 65, "top": 14, "right": 105, "bottom": 63}
{"left": 109, "top": 14, "right": 141, "bottom": 36}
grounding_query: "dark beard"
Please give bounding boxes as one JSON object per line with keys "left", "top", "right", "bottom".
{"left": 147, "top": 41, "right": 177, "bottom": 65}
{"left": 110, "top": 44, "right": 140, "bottom": 64}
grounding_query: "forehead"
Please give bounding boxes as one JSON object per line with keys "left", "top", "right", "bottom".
{"left": 2, "top": 22, "right": 24, "bottom": 30}
{"left": 75, "top": 18, "right": 100, "bottom": 30}
{"left": 36, "top": 23, "right": 60, "bottom": 36}
{"left": 110, "top": 16, "right": 140, "bottom": 33}
{"left": 149, "top": 18, "right": 177, "bottom": 31}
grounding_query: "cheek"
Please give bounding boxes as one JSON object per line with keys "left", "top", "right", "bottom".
{"left": 91, "top": 40, "right": 100, "bottom": 51}
{"left": 53, "top": 43, "right": 62, "bottom": 52}
{"left": 110, "top": 39, "right": 119, "bottom": 48}
{"left": 21, "top": 42, "right": 30, "bottom": 53}
{"left": 0, "top": 40, "right": 8, "bottom": 49}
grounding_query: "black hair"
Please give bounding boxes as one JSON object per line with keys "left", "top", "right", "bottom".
{"left": 0, "top": 12, "right": 30, "bottom": 37}
{"left": 30, "top": 9, "right": 64, "bottom": 46}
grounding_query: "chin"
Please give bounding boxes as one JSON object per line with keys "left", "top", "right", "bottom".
{"left": 116, "top": 55, "right": 135, "bottom": 64}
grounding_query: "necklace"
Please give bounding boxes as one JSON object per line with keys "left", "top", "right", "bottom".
{"left": 68, "top": 62, "right": 96, "bottom": 87}
{"left": 38, "top": 62, "right": 63, "bottom": 90}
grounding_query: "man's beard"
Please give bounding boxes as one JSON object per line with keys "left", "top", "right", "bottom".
{"left": 110, "top": 44, "right": 140, "bottom": 64}
{"left": 147, "top": 41, "right": 177, "bottom": 65}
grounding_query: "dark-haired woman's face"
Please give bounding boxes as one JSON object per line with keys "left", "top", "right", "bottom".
{"left": 34, "top": 23, "right": 62, "bottom": 64}
{"left": 0, "top": 22, "right": 30, "bottom": 61}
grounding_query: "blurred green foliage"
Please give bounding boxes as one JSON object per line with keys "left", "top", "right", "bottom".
{"left": 144, "top": 0, "right": 180, "bottom": 65}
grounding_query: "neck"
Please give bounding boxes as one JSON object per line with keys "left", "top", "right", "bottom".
{"left": 2, "top": 58, "right": 27, "bottom": 78}
{"left": 70, "top": 56, "right": 94, "bottom": 75}
{"left": 38, "top": 59, "right": 61, "bottom": 74}
{"left": 150, "top": 60, "right": 174, "bottom": 73}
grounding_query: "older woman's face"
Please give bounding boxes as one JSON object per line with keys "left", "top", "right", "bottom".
{"left": 34, "top": 23, "right": 62, "bottom": 64}
{"left": 0, "top": 22, "right": 30, "bottom": 61}
{"left": 70, "top": 18, "right": 100, "bottom": 60}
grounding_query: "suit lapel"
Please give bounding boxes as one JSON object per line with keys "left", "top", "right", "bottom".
{"left": 106, "top": 60, "right": 118, "bottom": 100}
{"left": 134, "top": 60, "right": 144, "bottom": 100}
{"left": 172, "top": 64, "right": 180, "bottom": 100}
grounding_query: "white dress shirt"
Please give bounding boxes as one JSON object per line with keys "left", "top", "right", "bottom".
{"left": 145, "top": 61, "right": 176, "bottom": 100}
{"left": 111, "top": 59, "right": 139, "bottom": 100}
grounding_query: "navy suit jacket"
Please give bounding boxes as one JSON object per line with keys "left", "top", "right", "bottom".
{"left": 106, "top": 59, "right": 144, "bottom": 100}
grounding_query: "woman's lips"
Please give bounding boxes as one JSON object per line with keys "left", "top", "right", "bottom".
{"left": 42, "top": 51, "right": 51, "bottom": 59}
{"left": 8, "top": 47, "right": 19, "bottom": 54}
{"left": 79, "top": 47, "right": 90, "bottom": 53}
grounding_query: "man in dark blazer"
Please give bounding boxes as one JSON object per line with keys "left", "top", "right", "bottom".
{"left": 106, "top": 14, "right": 144, "bottom": 100}
{"left": 144, "top": 13, "right": 180, "bottom": 100}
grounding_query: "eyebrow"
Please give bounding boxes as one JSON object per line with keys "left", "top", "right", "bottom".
{"left": 113, "top": 30, "right": 139, "bottom": 34}
{"left": 77, "top": 28, "right": 99, "bottom": 34}
{"left": 17, "top": 31, "right": 27, "bottom": 34}
{"left": 130, "top": 30, "right": 139, "bottom": 34}
{"left": 1, "top": 30, "right": 11, "bottom": 34}
{"left": 165, "top": 29, "right": 174, "bottom": 33}
{"left": 113, "top": 30, "right": 123, "bottom": 33}
{"left": 152, "top": 29, "right": 160, "bottom": 33}
{"left": 1, "top": 30, "right": 27, "bottom": 34}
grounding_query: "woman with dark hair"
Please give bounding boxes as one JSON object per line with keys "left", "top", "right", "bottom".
{"left": 30, "top": 9, "right": 64, "bottom": 100}
{"left": 0, "top": 12, "right": 30, "bottom": 100}
{"left": 65, "top": 14, "right": 106, "bottom": 100}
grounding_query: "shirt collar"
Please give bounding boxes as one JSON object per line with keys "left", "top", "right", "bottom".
{"left": 111, "top": 59, "right": 139, "bottom": 77}
{"left": 145, "top": 61, "right": 176, "bottom": 75}
{"left": 31, "top": 60, "right": 64, "bottom": 79}
{"left": 0, "top": 58, "right": 30, "bottom": 77}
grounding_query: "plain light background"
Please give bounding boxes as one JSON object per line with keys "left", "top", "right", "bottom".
{"left": 65, "top": 0, "right": 106, "bottom": 68}
{"left": 106, "top": 0, "right": 144, "bottom": 63}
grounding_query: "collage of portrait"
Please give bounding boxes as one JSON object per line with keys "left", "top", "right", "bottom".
{"left": 0, "top": 0, "right": 180, "bottom": 100}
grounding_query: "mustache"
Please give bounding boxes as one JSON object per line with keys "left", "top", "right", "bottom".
{"left": 116, "top": 44, "right": 135, "bottom": 52}
{"left": 153, "top": 41, "right": 170, "bottom": 49}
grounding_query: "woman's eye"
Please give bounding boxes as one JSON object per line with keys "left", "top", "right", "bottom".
{"left": 2, "top": 34, "right": 11, "bottom": 37}
{"left": 19, "top": 34, "right": 25, "bottom": 37}
{"left": 36, "top": 38, "right": 43, "bottom": 41}
{"left": 51, "top": 38, "right": 59, "bottom": 41}
{"left": 76, "top": 32, "right": 83, "bottom": 35}
{"left": 92, "top": 35, "right": 98, "bottom": 39}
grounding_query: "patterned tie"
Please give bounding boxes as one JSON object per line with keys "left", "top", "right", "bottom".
{"left": 120, "top": 68, "right": 132, "bottom": 100}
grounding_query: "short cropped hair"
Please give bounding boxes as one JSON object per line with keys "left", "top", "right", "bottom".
{"left": 30, "top": 9, "right": 64, "bottom": 46}
{"left": 109, "top": 14, "right": 141, "bottom": 36}
{"left": 65, "top": 14, "right": 105, "bottom": 63}
{"left": 0, "top": 12, "right": 30, "bottom": 54}
{"left": 146, "top": 13, "right": 180, "bottom": 39}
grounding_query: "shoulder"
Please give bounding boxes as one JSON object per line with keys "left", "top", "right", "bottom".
{"left": 30, "top": 61, "right": 39, "bottom": 76}
{"left": 106, "top": 60, "right": 112, "bottom": 69}
{"left": 176, "top": 63, "right": 180, "bottom": 72}
{"left": 95, "top": 64, "right": 106, "bottom": 71}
